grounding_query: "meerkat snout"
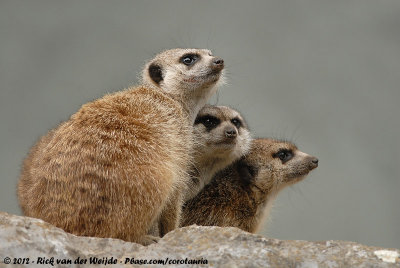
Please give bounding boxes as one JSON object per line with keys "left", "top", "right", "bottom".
{"left": 211, "top": 57, "right": 224, "bottom": 70}
{"left": 307, "top": 157, "right": 319, "bottom": 171}
{"left": 279, "top": 149, "right": 319, "bottom": 183}
{"left": 224, "top": 126, "right": 237, "bottom": 138}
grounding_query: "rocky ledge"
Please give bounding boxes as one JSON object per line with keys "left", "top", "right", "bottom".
{"left": 0, "top": 212, "right": 399, "bottom": 267}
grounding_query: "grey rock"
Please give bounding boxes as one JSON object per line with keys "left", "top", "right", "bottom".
{"left": 0, "top": 212, "right": 399, "bottom": 267}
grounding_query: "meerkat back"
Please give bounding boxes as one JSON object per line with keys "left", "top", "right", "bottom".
{"left": 181, "top": 138, "right": 318, "bottom": 233}
{"left": 17, "top": 48, "right": 224, "bottom": 245}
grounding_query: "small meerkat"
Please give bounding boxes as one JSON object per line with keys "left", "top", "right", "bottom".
{"left": 181, "top": 138, "right": 318, "bottom": 233}
{"left": 185, "top": 105, "right": 251, "bottom": 201}
{"left": 148, "top": 105, "right": 251, "bottom": 236}
{"left": 18, "top": 48, "right": 224, "bottom": 245}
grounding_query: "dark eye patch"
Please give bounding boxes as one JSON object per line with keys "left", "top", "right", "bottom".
{"left": 180, "top": 53, "right": 199, "bottom": 66}
{"left": 194, "top": 115, "right": 220, "bottom": 131}
{"left": 273, "top": 148, "right": 294, "bottom": 164}
{"left": 231, "top": 117, "right": 242, "bottom": 129}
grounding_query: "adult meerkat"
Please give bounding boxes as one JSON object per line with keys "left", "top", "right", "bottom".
{"left": 185, "top": 105, "right": 251, "bottom": 201}
{"left": 18, "top": 48, "right": 224, "bottom": 245}
{"left": 181, "top": 138, "right": 318, "bottom": 233}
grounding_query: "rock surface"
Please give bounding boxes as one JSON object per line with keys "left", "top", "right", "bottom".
{"left": 0, "top": 212, "right": 399, "bottom": 267}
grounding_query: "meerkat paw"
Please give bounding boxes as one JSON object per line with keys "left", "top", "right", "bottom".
{"left": 140, "top": 235, "right": 160, "bottom": 246}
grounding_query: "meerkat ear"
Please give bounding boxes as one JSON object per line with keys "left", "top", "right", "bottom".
{"left": 148, "top": 63, "right": 163, "bottom": 85}
{"left": 237, "top": 161, "right": 257, "bottom": 184}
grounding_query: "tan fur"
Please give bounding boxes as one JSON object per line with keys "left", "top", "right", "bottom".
{"left": 181, "top": 138, "right": 318, "bottom": 233}
{"left": 18, "top": 48, "right": 224, "bottom": 245}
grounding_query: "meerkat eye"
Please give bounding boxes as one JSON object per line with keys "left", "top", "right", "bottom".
{"left": 194, "top": 115, "right": 220, "bottom": 131}
{"left": 180, "top": 54, "right": 199, "bottom": 66}
{"left": 231, "top": 118, "right": 242, "bottom": 129}
{"left": 273, "top": 149, "right": 293, "bottom": 163}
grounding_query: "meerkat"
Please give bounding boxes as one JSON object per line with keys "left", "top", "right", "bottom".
{"left": 17, "top": 48, "right": 224, "bottom": 245}
{"left": 148, "top": 105, "right": 251, "bottom": 236}
{"left": 181, "top": 138, "right": 318, "bottom": 233}
{"left": 185, "top": 105, "right": 251, "bottom": 201}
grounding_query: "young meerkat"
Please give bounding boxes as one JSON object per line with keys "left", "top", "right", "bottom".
{"left": 17, "top": 48, "right": 224, "bottom": 245}
{"left": 181, "top": 138, "right": 318, "bottom": 233}
{"left": 149, "top": 105, "right": 251, "bottom": 236}
{"left": 185, "top": 105, "right": 252, "bottom": 201}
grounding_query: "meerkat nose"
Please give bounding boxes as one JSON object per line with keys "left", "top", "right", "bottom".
{"left": 213, "top": 58, "right": 224, "bottom": 65}
{"left": 212, "top": 58, "right": 224, "bottom": 70}
{"left": 225, "top": 127, "right": 237, "bottom": 138}
{"left": 311, "top": 157, "right": 319, "bottom": 166}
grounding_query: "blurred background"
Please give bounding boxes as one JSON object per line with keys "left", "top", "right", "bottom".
{"left": 1, "top": 0, "right": 399, "bottom": 249}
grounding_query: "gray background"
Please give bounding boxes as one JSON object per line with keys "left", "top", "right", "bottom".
{"left": 1, "top": 0, "right": 399, "bottom": 249}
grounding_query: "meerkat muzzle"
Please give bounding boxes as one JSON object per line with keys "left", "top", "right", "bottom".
{"left": 211, "top": 57, "right": 224, "bottom": 72}
{"left": 225, "top": 127, "right": 237, "bottom": 138}
{"left": 310, "top": 157, "right": 319, "bottom": 169}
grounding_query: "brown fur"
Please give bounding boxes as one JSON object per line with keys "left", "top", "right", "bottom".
{"left": 181, "top": 138, "right": 318, "bottom": 233}
{"left": 18, "top": 48, "right": 224, "bottom": 245}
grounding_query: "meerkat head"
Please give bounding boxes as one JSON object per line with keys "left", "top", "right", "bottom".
{"left": 142, "top": 48, "right": 225, "bottom": 120}
{"left": 193, "top": 105, "right": 251, "bottom": 175}
{"left": 237, "top": 138, "right": 318, "bottom": 194}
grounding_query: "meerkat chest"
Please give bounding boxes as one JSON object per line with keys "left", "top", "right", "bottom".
{"left": 252, "top": 191, "right": 279, "bottom": 233}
